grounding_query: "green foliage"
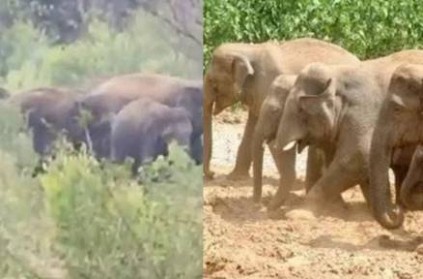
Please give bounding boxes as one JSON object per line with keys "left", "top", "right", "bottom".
{"left": 0, "top": 101, "right": 38, "bottom": 170}
{"left": 1, "top": 9, "right": 202, "bottom": 93}
{"left": 0, "top": 102, "right": 202, "bottom": 278}
{"left": 204, "top": 0, "right": 423, "bottom": 66}
{"left": 40, "top": 143, "right": 202, "bottom": 278}
{"left": 0, "top": 3, "right": 202, "bottom": 277}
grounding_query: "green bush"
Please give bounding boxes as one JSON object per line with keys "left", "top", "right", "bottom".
{"left": 204, "top": 0, "right": 423, "bottom": 66}
{"left": 40, "top": 144, "right": 202, "bottom": 278}
{"left": 0, "top": 3, "right": 202, "bottom": 278}
{"left": 0, "top": 101, "right": 202, "bottom": 278}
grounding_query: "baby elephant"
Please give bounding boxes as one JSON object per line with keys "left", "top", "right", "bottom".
{"left": 111, "top": 98, "right": 193, "bottom": 174}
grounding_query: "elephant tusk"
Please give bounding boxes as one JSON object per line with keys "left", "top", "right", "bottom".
{"left": 282, "top": 141, "right": 297, "bottom": 151}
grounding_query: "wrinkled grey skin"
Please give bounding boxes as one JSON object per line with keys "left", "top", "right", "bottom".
{"left": 390, "top": 145, "right": 417, "bottom": 207}
{"left": 8, "top": 87, "right": 85, "bottom": 156}
{"left": 370, "top": 64, "right": 423, "bottom": 229}
{"left": 275, "top": 62, "right": 387, "bottom": 211}
{"left": 78, "top": 73, "right": 202, "bottom": 161}
{"left": 400, "top": 145, "right": 423, "bottom": 211}
{"left": 275, "top": 50, "right": 423, "bottom": 218}
{"left": 204, "top": 38, "right": 360, "bottom": 180}
{"left": 252, "top": 74, "right": 326, "bottom": 204}
{"left": 252, "top": 75, "right": 297, "bottom": 202}
{"left": 111, "top": 99, "right": 193, "bottom": 174}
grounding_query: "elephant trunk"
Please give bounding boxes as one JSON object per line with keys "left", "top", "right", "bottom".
{"left": 252, "top": 129, "right": 265, "bottom": 202}
{"left": 369, "top": 123, "right": 404, "bottom": 229}
{"left": 274, "top": 98, "right": 306, "bottom": 151}
{"left": 400, "top": 145, "right": 423, "bottom": 210}
{"left": 203, "top": 77, "right": 214, "bottom": 178}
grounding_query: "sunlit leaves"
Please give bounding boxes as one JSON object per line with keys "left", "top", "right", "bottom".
{"left": 204, "top": 0, "right": 423, "bottom": 67}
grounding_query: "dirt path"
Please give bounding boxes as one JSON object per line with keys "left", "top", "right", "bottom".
{"left": 203, "top": 110, "right": 423, "bottom": 279}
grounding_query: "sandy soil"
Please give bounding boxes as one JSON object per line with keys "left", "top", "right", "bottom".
{"left": 203, "top": 110, "right": 423, "bottom": 279}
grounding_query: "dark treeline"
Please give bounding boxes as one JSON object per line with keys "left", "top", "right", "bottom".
{"left": 1, "top": 0, "right": 201, "bottom": 45}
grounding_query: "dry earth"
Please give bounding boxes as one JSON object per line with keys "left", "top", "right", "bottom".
{"left": 203, "top": 110, "right": 423, "bottom": 279}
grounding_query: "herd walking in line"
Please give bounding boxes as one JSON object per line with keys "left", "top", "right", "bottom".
{"left": 204, "top": 37, "right": 423, "bottom": 230}
{"left": 0, "top": 73, "right": 203, "bottom": 176}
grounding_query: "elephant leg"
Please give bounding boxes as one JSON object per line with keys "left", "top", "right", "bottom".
{"left": 267, "top": 146, "right": 296, "bottom": 208}
{"left": 32, "top": 126, "right": 55, "bottom": 156}
{"left": 190, "top": 134, "right": 203, "bottom": 165}
{"left": 358, "top": 178, "right": 371, "bottom": 207}
{"left": 268, "top": 144, "right": 289, "bottom": 175}
{"left": 305, "top": 146, "right": 325, "bottom": 192}
{"left": 227, "top": 111, "right": 257, "bottom": 180}
{"left": 393, "top": 167, "right": 407, "bottom": 207}
{"left": 131, "top": 158, "right": 141, "bottom": 176}
{"left": 301, "top": 157, "right": 358, "bottom": 211}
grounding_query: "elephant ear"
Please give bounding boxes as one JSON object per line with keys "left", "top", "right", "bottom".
{"left": 298, "top": 77, "right": 336, "bottom": 115}
{"left": 299, "top": 78, "right": 336, "bottom": 115}
{"left": 230, "top": 53, "right": 254, "bottom": 102}
{"left": 389, "top": 64, "right": 423, "bottom": 111}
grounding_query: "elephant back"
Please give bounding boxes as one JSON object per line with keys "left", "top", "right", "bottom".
{"left": 89, "top": 73, "right": 192, "bottom": 103}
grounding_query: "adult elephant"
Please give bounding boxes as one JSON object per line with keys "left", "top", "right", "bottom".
{"left": 111, "top": 99, "right": 194, "bottom": 174}
{"left": 78, "top": 73, "right": 203, "bottom": 162}
{"left": 275, "top": 50, "right": 423, "bottom": 214}
{"left": 8, "top": 87, "right": 85, "bottom": 156}
{"left": 274, "top": 62, "right": 386, "bottom": 211}
{"left": 370, "top": 64, "right": 423, "bottom": 229}
{"left": 203, "top": 38, "right": 360, "bottom": 180}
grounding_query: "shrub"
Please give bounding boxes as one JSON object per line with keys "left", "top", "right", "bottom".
{"left": 38, "top": 143, "right": 202, "bottom": 278}
{"left": 0, "top": 4, "right": 203, "bottom": 277}
{"left": 204, "top": 0, "right": 423, "bottom": 66}
{"left": 0, "top": 103, "right": 202, "bottom": 278}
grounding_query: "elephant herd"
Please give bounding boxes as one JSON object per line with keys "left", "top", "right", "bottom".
{"left": 204, "top": 37, "right": 423, "bottom": 230}
{"left": 0, "top": 73, "right": 203, "bottom": 174}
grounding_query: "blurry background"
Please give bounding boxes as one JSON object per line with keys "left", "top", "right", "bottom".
{"left": 0, "top": 1, "right": 203, "bottom": 278}
{"left": 0, "top": 0, "right": 202, "bottom": 92}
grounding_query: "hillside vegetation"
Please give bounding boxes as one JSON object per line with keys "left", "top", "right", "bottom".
{"left": 0, "top": 1, "right": 202, "bottom": 278}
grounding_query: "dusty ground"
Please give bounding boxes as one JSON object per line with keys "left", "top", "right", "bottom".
{"left": 203, "top": 110, "right": 423, "bottom": 279}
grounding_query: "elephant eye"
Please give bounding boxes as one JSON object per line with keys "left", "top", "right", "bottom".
{"left": 392, "top": 103, "right": 404, "bottom": 113}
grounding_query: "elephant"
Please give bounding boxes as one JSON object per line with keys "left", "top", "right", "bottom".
{"left": 369, "top": 63, "right": 423, "bottom": 229}
{"left": 203, "top": 37, "right": 360, "bottom": 180}
{"left": 400, "top": 145, "right": 423, "bottom": 211}
{"left": 252, "top": 75, "right": 296, "bottom": 202}
{"left": 110, "top": 98, "right": 193, "bottom": 174}
{"left": 78, "top": 73, "right": 203, "bottom": 161}
{"left": 252, "top": 74, "right": 327, "bottom": 204}
{"left": 274, "top": 62, "right": 390, "bottom": 211}
{"left": 275, "top": 51, "right": 423, "bottom": 213}
{"left": 8, "top": 87, "right": 86, "bottom": 156}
